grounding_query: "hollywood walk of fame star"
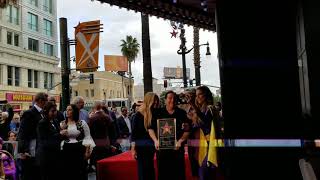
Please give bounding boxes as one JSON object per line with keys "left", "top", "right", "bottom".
{"left": 161, "top": 122, "right": 172, "bottom": 135}
{"left": 170, "top": 30, "right": 178, "bottom": 38}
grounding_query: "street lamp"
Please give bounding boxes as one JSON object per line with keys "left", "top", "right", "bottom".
{"left": 177, "top": 25, "right": 211, "bottom": 87}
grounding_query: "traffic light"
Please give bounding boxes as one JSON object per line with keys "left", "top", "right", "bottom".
{"left": 164, "top": 80, "right": 168, "bottom": 88}
{"left": 89, "top": 74, "right": 94, "bottom": 84}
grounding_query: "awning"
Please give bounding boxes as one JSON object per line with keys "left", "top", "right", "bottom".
{"left": 94, "top": 0, "right": 216, "bottom": 31}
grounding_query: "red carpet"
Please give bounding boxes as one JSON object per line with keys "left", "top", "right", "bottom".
{"left": 97, "top": 151, "right": 196, "bottom": 180}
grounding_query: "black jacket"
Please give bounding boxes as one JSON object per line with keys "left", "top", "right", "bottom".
{"left": 117, "top": 116, "right": 132, "bottom": 138}
{"left": 36, "top": 118, "right": 61, "bottom": 153}
{"left": 17, "top": 106, "right": 42, "bottom": 154}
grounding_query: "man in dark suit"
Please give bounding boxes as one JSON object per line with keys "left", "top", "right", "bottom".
{"left": 116, "top": 107, "right": 132, "bottom": 151}
{"left": 17, "top": 92, "right": 48, "bottom": 180}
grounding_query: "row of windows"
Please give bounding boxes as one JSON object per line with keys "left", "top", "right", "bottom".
{"left": 27, "top": 12, "right": 53, "bottom": 37}
{"left": 1, "top": 29, "right": 54, "bottom": 56}
{"left": 29, "top": 0, "right": 53, "bottom": 14}
{"left": 6, "top": 66, "right": 54, "bottom": 89}
{"left": 28, "top": 38, "right": 54, "bottom": 56}
{"left": 74, "top": 89, "right": 95, "bottom": 98}
{"left": 74, "top": 90, "right": 125, "bottom": 99}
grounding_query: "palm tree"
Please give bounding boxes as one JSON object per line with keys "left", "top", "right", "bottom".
{"left": 141, "top": 13, "right": 153, "bottom": 94}
{"left": 193, "top": 27, "right": 201, "bottom": 86}
{"left": 120, "top": 35, "right": 140, "bottom": 107}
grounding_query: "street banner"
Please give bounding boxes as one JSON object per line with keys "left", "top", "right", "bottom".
{"left": 75, "top": 20, "right": 101, "bottom": 72}
{"left": 104, "top": 55, "right": 128, "bottom": 72}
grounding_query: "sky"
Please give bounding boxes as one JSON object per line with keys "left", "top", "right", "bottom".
{"left": 57, "top": 0, "right": 220, "bottom": 89}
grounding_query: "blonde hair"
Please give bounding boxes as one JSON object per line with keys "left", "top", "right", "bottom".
{"left": 139, "top": 92, "right": 158, "bottom": 130}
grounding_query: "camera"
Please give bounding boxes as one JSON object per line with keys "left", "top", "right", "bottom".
{"left": 177, "top": 93, "right": 188, "bottom": 104}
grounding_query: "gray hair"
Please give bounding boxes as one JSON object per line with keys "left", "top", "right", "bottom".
{"left": 94, "top": 100, "right": 103, "bottom": 110}
{"left": 2, "top": 112, "right": 9, "bottom": 119}
{"left": 72, "top": 96, "right": 84, "bottom": 105}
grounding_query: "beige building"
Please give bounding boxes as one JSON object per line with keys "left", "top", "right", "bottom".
{"left": 134, "top": 78, "right": 165, "bottom": 102}
{"left": 0, "top": 0, "right": 60, "bottom": 110}
{"left": 70, "top": 71, "right": 134, "bottom": 108}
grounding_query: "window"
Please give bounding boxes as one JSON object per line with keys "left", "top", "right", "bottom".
{"left": 15, "top": 67, "right": 20, "bottom": 86}
{"left": 43, "top": 0, "right": 52, "bottom": 13}
{"left": 14, "top": 34, "right": 19, "bottom": 47}
{"left": 7, "top": 32, "right": 19, "bottom": 46}
{"left": 28, "top": 69, "right": 32, "bottom": 87}
{"left": 85, "top": 90, "right": 89, "bottom": 98}
{"left": 28, "top": 13, "right": 38, "bottom": 31}
{"left": 34, "top": 70, "right": 38, "bottom": 88}
{"left": 44, "top": 72, "right": 48, "bottom": 89}
{"left": 29, "top": 0, "right": 38, "bottom": 7}
{"left": 7, "top": 5, "right": 19, "bottom": 25}
{"left": 91, "top": 89, "right": 94, "bottom": 97}
{"left": 7, "top": 32, "right": 12, "bottom": 45}
{"left": 44, "top": 19, "right": 52, "bottom": 36}
{"left": 7, "top": 66, "right": 12, "bottom": 86}
{"left": 44, "top": 43, "right": 53, "bottom": 56}
{"left": 49, "top": 73, "right": 54, "bottom": 88}
{"left": 75, "top": 91, "right": 78, "bottom": 96}
{"left": 28, "top": 38, "right": 38, "bottom": 52}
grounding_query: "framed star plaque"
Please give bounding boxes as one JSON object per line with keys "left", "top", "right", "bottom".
{"left": 157, "top": 118, "right": 176, "bottom": 150}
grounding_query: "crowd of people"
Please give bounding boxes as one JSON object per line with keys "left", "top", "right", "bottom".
{"left": 131, "top": 86, "right": 224, "bottom": 180}
{"left": 0, "top": 85, "right": 223, "bottom": 180}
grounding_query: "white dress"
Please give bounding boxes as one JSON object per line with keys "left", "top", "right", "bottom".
{"left": 60, "top": 120, "right": 96, "bottom": 152}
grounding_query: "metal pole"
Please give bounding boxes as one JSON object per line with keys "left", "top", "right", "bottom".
{"left": 180, "top": 27, "right": 188, "bottom": 88}
{"left": 182, "top": 49, "right": 188, "bottom": 88}
{"left": 59, "top": 18, "right": 70, "bottom": 111}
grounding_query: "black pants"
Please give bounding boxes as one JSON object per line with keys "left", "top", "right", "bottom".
{"left": 90, "top": 146, "right": 112, "bottom": 168}
{"left": 157, "top": 149, "right": 185, "bottom": 180}
{"left": 39, "top": 150, "right": 61, "bottom": 180}
{"left": 136, "top": 146, "right": 155, "bottom": 180}
{"left": 21, "top": 157, "right": 40, "bottom": 180}
{"left": 62, "top": 142, "right": 87, "bottom": 180}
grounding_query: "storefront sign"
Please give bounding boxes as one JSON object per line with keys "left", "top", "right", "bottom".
{"left": 6, "top": 93, "right": 34, "bottom": 102}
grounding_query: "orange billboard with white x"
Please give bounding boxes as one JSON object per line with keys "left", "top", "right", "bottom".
{"left": 75, "top": 20, "right": 102, "bottom": 72}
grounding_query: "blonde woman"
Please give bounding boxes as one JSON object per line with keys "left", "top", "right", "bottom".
{"left": 131, "top": 92, "right": 159, "bottom": 180}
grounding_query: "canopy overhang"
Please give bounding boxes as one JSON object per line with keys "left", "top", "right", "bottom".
{"left": 94, "top": 0, "right": 216, "bottom": 31}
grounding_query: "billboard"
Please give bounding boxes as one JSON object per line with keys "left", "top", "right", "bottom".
{"left": 75, "top": 20, "right": 101, "bottom": 72}
{"left": 163, "top": 67, "right": 190, "bottom": 79}
{"left": 104, "top": 55, "right": 128, "bottom": 72}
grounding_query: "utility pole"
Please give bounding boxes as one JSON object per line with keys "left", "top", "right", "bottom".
{"left": 59, "top": 18, "right": 70, "bottom": 111}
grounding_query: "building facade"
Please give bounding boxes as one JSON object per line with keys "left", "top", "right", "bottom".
{"left": 0, "top": 0, "right": 60, "bottom": 110}
{"left": 134, "top": 78, "right": 165, "bottom": 102}
{"left": 70, "top": 71, "right": 133, "bottom": 109}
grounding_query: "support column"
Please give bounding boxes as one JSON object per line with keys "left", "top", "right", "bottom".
{"left": 216, "top": 0, "right": 302, "bottom": 179}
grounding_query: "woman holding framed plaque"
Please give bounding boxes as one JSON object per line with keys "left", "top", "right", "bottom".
{"left": 131, "top": 92, "right": 159, "bottom": 180}
{"left": 148, "top": 91, "right": 191, "bottom": 180}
